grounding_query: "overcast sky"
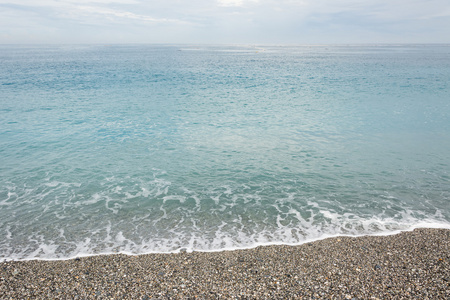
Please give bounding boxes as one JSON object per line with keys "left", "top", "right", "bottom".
{"left": 1, "top": 0, "right": 450, "bottom": 44}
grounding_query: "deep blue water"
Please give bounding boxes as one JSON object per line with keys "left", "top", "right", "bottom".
{"left": 1, "top": 44, "right": 450, "bottom": 260}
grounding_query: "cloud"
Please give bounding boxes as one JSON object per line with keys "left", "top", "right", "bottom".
{"left": 66, "top": 5, "right": 185, "bottom": 25}
{"left": 0, "top": 0, "right": 449, "bottom": 43}
{"left": 217, "top": 0, "right": 244, "bottom": 7}
{"left": 0, "top": 1, "right": 188, "bottom": 27}
{"left": 0, "top": 0, "right": 139, "bottom": 4}
{"left": 217, "top": 0, "right": 259, "bottom": 7}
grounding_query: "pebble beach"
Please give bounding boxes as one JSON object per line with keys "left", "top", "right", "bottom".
{"left": 1, "top": 228, "right": 449, "bottom": 299}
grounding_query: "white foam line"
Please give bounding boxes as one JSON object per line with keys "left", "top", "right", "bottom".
{"left": 5, "top": 222, "right": 450, "bottom": 262}
{"left": 171, "top": 221, "right": 450, "bottom": 254}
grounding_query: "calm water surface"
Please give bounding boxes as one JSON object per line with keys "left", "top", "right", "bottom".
{"left": 1, "top": 44, "right": 450, "bottom": 260}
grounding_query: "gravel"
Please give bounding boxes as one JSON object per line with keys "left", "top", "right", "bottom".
{"left": 1, "top": 228, "right": 449, "bottom": 299}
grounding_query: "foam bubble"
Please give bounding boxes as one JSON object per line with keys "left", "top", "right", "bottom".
{"left": 163, "top": 195, "right": 186, "bottom": 203}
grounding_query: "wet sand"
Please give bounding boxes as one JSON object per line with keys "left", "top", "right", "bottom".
{"left": 1, "top": 228, "right": 449, "bottom": 299}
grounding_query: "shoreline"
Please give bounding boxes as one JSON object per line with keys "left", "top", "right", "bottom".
{"left": 6, "top": 223, "right": 450, "bottom": 262}
{"left": 1, "top": 228, "right": 449, "bottom": 299}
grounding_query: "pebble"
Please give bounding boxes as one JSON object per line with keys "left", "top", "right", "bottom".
{"left": 0, "top": 228, "right": 449, "bottom": 299}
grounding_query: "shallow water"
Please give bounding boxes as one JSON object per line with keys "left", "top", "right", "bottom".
{"left": 1, "top": 44, "right": 450, "bottom": 260}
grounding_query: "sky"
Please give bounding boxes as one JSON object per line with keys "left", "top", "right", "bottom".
{"left": 1, "top": 0, "right": 450, "bottom": 44}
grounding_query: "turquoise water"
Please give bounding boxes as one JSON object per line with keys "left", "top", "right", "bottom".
{"left": 1, "top": 44, "right": 450, "bottom": 260}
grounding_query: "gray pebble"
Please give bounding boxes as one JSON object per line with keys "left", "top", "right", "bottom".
{"left": 0, "top": 228, "right": 449, "bottom": 299}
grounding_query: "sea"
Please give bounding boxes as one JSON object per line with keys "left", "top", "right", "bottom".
{"left": 1, "top": 44, "right": 450, "bottom": 261}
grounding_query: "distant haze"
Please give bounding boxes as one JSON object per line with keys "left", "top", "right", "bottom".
{"left": 1, "top": 0, "right": 450, "bottom": 44}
